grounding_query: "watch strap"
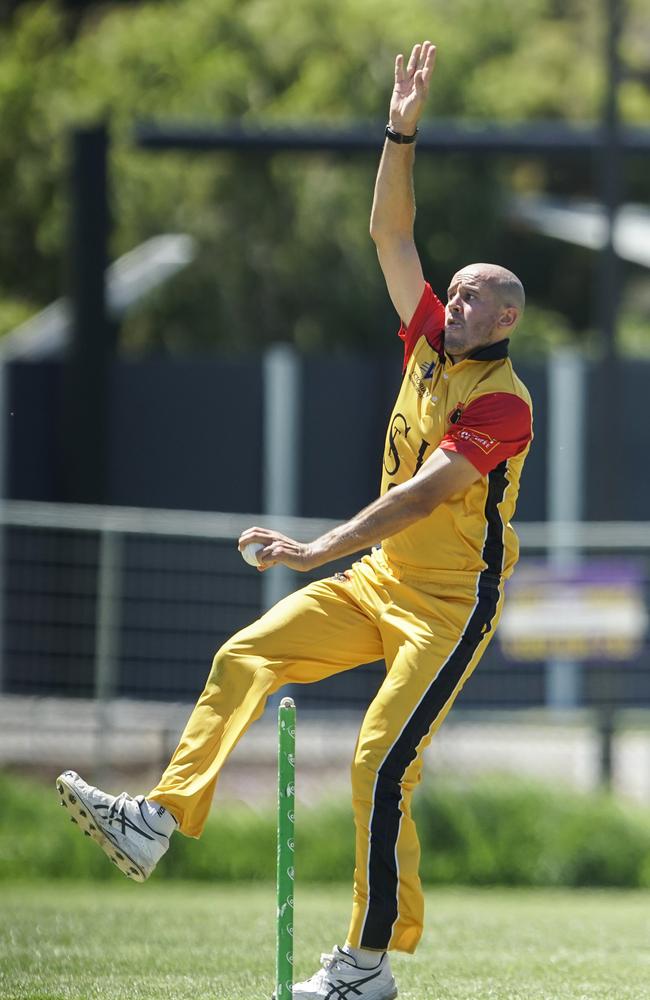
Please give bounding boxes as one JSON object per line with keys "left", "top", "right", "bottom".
{"left": 385, "top": 123, "right": 419, "bottom": 145}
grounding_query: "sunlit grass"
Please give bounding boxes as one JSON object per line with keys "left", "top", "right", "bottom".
{"left": 2, "top": 883, "right": 650, "bottom": 999}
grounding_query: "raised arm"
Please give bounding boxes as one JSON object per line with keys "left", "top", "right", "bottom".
{"left": 370, "top": 41, "right": 436, "bottom": 326}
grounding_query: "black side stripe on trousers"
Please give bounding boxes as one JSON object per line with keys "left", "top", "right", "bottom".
{"left": 360, "top": 461, "right": 509, "bottom": 950}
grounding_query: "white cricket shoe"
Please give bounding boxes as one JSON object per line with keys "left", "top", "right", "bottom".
{"left": 291, "top": 946, "right": 397, "bottom": 1000}
{"left": 55, "top": 770, "right": 170, "bottom": 882}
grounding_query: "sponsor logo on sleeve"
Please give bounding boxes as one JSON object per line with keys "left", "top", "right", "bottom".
{"left": 452, "top": 425, "right": 499, "bottom": 455}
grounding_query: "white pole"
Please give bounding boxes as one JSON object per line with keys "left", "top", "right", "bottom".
{"left": 262, "top": 344, "right": 301, "bottom": 612}
{"left": 546, "top": 350, "right": 586, "bottom": 709}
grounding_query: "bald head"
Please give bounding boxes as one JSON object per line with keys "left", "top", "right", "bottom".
{"left": 454, "top": 263, "right": 525, "bottom": 321}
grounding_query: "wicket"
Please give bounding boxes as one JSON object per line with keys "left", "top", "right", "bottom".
{"left": 276, "top": 696, "right": 296, "bottom": 1000}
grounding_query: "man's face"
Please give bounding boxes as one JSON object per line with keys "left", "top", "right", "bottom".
{"left": 444, "top": 268, "right": 505, "bottom": 359}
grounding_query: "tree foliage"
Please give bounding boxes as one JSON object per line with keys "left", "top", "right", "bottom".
{"left": 0, "top": 0, "right": 648, "bottom": 355}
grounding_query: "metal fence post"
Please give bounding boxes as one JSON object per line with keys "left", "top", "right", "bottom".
{"left": 546, "top": 350, "right": 586, "bottom": 710}
{"left": 262, "top": 343, "right": 301, "bottom": 613}
{"left": 94, "top": 527, "right": 123, "bottom": 782}
{"left": 598, "top": 706, "right": 616, "bottom": 790}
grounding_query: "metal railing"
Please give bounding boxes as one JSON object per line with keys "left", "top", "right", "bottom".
{"left": 1, "top": 500, "right": 650, "bottom": 793}
{"left": 1, "top": 500, "right": 649, "bottom": 711}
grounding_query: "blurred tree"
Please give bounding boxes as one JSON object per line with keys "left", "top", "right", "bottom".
{"left": 0, "top": 0, "right": 648, "bottom": 355}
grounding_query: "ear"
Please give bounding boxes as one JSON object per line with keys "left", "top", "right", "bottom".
{"left": 497, "top": 307, "right": 518, "bottom": 331}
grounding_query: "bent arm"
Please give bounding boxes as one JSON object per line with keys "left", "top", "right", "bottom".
{"left": 307, "top": 448, "right": 479, "bottom": 566}
{"left": 239, "top": 448, "right": 480, "bottom": 572}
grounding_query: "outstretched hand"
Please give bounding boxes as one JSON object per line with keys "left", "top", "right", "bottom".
{"left": 389, "top": 41, "right": 436, "bottom": 134}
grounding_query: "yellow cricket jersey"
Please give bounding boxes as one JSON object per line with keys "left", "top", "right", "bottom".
{"left": 380, "top": 283, "right": 533, "bottom": 583}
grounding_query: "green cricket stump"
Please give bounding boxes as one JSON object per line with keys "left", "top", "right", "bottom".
{"left": 276, "top": 696, "right": 296, "bottom": 1000}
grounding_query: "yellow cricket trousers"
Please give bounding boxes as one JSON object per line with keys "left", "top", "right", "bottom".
{"left": 149, "top": 547, "right": 504, "bottom": 954}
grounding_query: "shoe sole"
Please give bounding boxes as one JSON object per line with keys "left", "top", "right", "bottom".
{"left": 55, "top": 773, "right": 147, "bottom": 882}
{"left": 278, "top": 986, "right": 397, "bottom": 999}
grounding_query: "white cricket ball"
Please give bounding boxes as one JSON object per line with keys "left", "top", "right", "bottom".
{"left": 241, "top": 542, "right": 264, "bottom": 567}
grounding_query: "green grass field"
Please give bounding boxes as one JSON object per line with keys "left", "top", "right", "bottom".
{"left": 2, "top": 883, "right": 650, "bottom": 1000}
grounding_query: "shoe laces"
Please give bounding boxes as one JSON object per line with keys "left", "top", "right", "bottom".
{"left": 302, "top": 953, "right": 338, "bottom": 987}
{"left": 319, "top": 951, "right": 354, "bottom": 976}
{"left": 106, "top": 793, "right": 133, "bottom": 834}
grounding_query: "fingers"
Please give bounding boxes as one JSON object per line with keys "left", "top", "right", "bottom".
{"left": 422, "top": 41, "right": 436, "bottom": 81}
{"left": 238, "top": 527, "right": 305, "bottom": 565}
{"left": 246, "top": 538, "right": 281, "bottom": 571}
{"left": 238, "top": 526, "right": 287, "bottom": 551}
{"left": 256, "top": 543, "right": 278, "bottom": 570}
{"left": 238, "top": 529, "right": 315, "bottom": 572}
{"left": 402, "top": 41, "right": 436, "bottom": 84}
{"left": 255, "top": 541, "right": 296, "bottom": 571}
{"left": 414, "top": 71, "right": 427, "bottom": 99}
{"left": 410, "top": 41, "right": 436, "bottom": 97}
{"left": 406, "top": 43, "right": 421, "bottom": 78}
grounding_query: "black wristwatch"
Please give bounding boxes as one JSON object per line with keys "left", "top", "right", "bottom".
{"left": 385, "top": 123, "right": 419, "bottom": 145}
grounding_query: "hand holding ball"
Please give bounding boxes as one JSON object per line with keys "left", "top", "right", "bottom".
{"left": 241, "top": 542, "right": 264, "bottom": 567}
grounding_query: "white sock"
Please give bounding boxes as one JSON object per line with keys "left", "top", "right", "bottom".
{"left": 140, "top": 797, "right": 178, "bottom": 837}
{"left": 342, "top": 943, "right": 385, "bottom": 969}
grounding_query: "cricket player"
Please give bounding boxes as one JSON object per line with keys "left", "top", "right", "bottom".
{"left": 57, "top": 41, "right": 532, "bottom": 1000}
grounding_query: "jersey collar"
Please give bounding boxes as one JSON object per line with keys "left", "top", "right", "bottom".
{"left": 466, "top": 338, "right": 510, "bottom": 361}
{"left": 442, "top": 337, "right": 510, "bottom": 365}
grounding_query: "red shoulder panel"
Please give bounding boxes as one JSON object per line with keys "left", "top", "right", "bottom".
{"left": 398, "top": 283, "right": 445, "bottom": 370}
{"left": 440, "top": 392, "right": 532, "bottom": 475}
